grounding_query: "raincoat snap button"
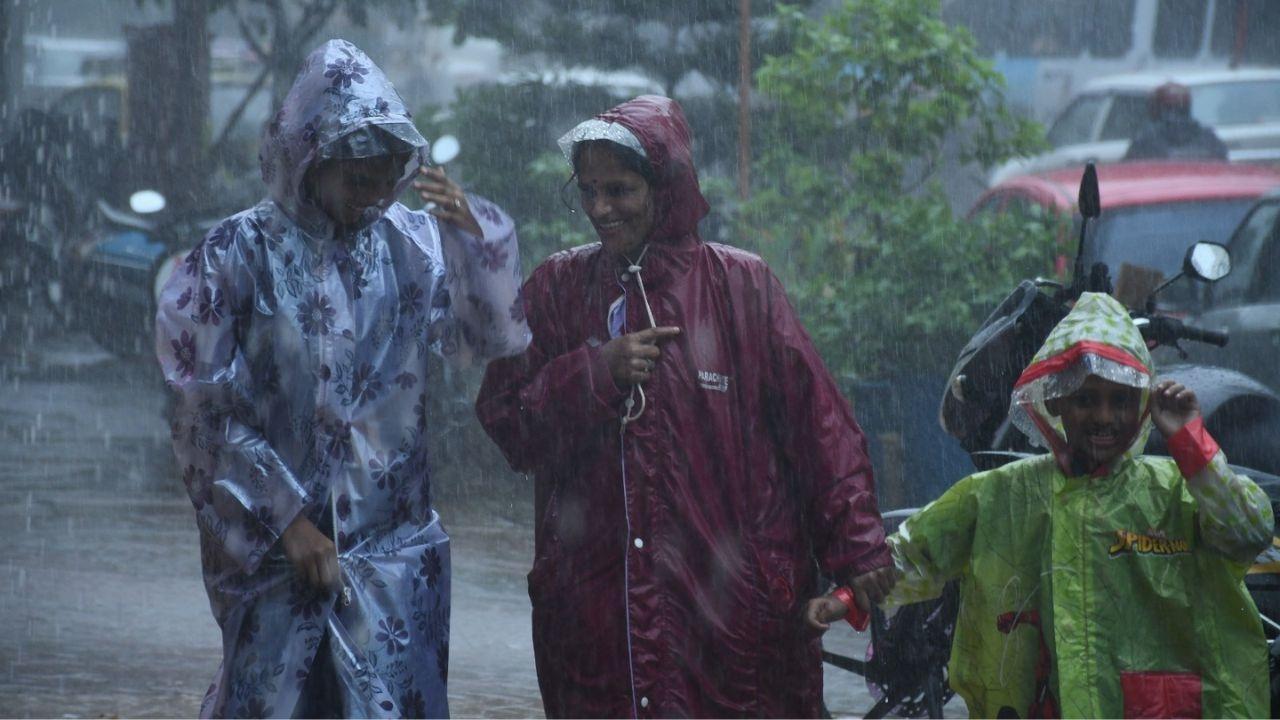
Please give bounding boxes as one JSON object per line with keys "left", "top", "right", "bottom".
{"left": 633, "top": 537, "right": 645, "bottom": 549}
{"left": 640, "top": 696, "right": 650, "bottom": 708}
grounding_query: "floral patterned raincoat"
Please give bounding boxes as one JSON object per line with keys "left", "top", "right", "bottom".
{"left": 155, "top": 39, "right": 529, "bottom": 718}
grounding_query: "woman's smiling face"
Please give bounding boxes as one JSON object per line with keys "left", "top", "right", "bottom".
{"left": 575, "top": 142, "right": 655, "bottom": 259}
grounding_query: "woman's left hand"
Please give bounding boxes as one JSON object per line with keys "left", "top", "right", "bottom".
{"left": 414, "top": 166, "right": 482, "bottom": 236}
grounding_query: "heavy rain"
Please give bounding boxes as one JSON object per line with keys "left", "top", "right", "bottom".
{"left": 3, "top": 1, "right": 1280, "bottom": 718}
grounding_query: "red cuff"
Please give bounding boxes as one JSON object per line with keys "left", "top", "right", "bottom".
{"left": 1167, "top": 416, "right": 1219, "bottom": 478}
{"left": 832, "top": 586, "right": 869, "bottom": 631}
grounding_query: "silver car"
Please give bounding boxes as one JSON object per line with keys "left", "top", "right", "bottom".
{"left": 991, "top": 68, "right": 1280, "bottom": 185}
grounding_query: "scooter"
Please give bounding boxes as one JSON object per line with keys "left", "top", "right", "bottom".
{"left": 69, "top": 189, "right": 217, "bottom": 359}
{"left": 822, "top": 163, "right": 1280, "bottom": 717}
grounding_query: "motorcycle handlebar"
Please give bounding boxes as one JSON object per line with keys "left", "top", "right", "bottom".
{"left": 1138, "top": 315, "right": 1229, "bottom": 348}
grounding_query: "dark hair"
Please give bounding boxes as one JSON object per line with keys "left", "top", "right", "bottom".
{"left": 559, "top": 139, "right": 655, "bottom": 212}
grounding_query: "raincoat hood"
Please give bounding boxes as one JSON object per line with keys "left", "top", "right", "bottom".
{"left": 560, "top": 94, "right": 710, "bottom": 243}
{"left": 259, "top": 39, "right": 427, "bottom": 239}
{"left": 1010, "top": 292, "right": 1154, "bottom": 474}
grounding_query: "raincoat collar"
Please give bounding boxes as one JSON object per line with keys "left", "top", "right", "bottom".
{"left": 587, "top": 95, "right": 710, "bottom": 245}
{"left": 1010, "top": 292, "right": 1154, "bottom": 477}
{"left": 259, "top": 39, "right": 427, "bottom": 242}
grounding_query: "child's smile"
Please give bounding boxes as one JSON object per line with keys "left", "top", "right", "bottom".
{"left": 1048, "top": 375, "right": 1142, "bottom": 474}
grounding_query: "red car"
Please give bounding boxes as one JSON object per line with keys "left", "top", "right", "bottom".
{"left": 971, "top": 161, "right": 1280, "bottom": 288}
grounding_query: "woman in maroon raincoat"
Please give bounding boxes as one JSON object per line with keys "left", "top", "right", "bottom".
{"left": 476, "top": 95, "right": 893, "bottom": 717}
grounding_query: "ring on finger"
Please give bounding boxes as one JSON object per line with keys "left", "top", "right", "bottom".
{"left": 453, "top": 197, "right": 462, "bottom": 209}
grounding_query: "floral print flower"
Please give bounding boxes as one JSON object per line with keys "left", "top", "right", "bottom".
{"left": 394, "top": 372, "right": 417, "bottom": 390}
{"left": 370, "top": 454, "right": 402, "bottom": 490}
{"left": 197, "top": 287, "right": 225, "bottom": 326}
{"left": 375, "top": 616, "right": 409, "bottom": 655}
{"left": 324, "top": 56, "right": 368, "bottom": 89}
{"left": 324, "top": 421, "right": 353, "bottom": 463}
{"left": 182, "top": 464, "right": 213, "bottom": 509}
{"left": 477, "top": 241, "right": 508, "bottom": 272}
{"left": 352, "top": 363, "right": 384, "bottom": 406}
{"left": 171, "top": 330, "right": 197, "bottom": 378}
{"left": 288, "top": 580, "right": 323, "bottom": 620}
{"left": 243, "top": 505, "right": 275, "bottom": 547}
{"left": 183, "top": 247, "right": 200, "bottom": 276}
{"left": 436, "top": 640, "right": 449, "bottom": 683}
{"left": 296, "top": 292, "right": 335, "bottom": 337}
{"left": 399, "top": 282, "right": 424, "bottom": 315}
{"left": 175, "top": 286, "right": 194, "bottom": 310}
{"left": 413, "top": 394, "right": 427, "bottom": 431}
{"left": 336, "top": 493, "right": 352, "bottom": 521}
{"left": 418, "top": 547, "right": 442, "bottom": 590}
{"left": 207, "top": 219, "right": 237, "bottom": 251}
{"left": 399, "top": 688, "right": 426, "bottom": 718}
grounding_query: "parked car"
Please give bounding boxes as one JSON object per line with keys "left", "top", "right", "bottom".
{"left": 971, "top": 161, "right": 1280, "bottom": 305}
{"left": 989, "top": 69, "right": 1280, "bottom": 184}
{"left": 1183, "top": 188, "right": 1280, "bottom": 393}
{"left": 942, "top": 0, "right": 1280, "bottom": 124}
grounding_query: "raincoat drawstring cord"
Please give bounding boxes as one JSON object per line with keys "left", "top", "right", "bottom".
{"left": 620, "top": 243, "right": 656, "bottom": 426}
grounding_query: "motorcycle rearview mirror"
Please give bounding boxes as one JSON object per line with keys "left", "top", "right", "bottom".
{"left": 1077, "top": 163, "right": 1100, "bottom": 220}
{"left": 129, "top": 190, "right": 166, "bottom": 215}
{"left": 1069, "top": 162, "right": 1102, "bottom": 298}
{"left": 430, "top": 134, "right": 460, "bottom": 166}
{"left": 1184, "top": 241, "right": 1231, "bottom": 282}
{"left": 1144, "top": 241, "right": 1232, "bottom": 311}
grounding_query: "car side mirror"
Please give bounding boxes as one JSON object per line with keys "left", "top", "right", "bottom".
{"left": 1184, "top": 241, "right": 1231, "bottom": 282}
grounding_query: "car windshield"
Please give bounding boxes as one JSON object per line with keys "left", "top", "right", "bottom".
{"left": 1047, "top": 95, "right": 1106, "bottom": 147}
{"left": 1192, "top": 81, "right": 1280, "bottom": 127}
{"left": 1087, "top": 198, "right": 1256, "bottom": 286}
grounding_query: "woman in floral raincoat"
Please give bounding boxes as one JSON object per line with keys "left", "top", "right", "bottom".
{"left": 156, "top": 39, "right": 529, "bottom": 718}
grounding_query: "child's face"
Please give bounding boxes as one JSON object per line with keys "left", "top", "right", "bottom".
{"left": 1047, "top": 375, "right": 1143, "bottom": 474}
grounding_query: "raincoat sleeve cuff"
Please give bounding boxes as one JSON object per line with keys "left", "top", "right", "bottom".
{"left": 1168, "top": 417, "right": 1219, "bottom": 479}
{"left": 586, "top": 344, "right": 627, "bottom": 406}
{"left": 833, "top": 545, "right": 894, "bottom": 582}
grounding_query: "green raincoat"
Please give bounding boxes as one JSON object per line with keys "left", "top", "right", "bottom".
{"left": 885, "top": 293, "right": 1273, "bottom": 718}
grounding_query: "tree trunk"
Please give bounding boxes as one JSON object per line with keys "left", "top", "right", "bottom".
{"left": 125, "top": 0, "right": 211, "bottom": 213}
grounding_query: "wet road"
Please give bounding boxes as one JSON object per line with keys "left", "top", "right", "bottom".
{"left": 0, "top": 320, "right": 959, "bottom": 718}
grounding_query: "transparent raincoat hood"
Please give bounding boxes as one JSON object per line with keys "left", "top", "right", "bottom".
{"left": 1010, "top": 292, "right": 1154, "bottom": 474}
{"left": 259, "top": 38, "right": 427, "bottom": 239}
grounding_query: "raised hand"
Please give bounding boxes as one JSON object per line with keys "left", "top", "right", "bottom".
{"left": 1150, "top": 379, "right": 1201, "bottom": 438}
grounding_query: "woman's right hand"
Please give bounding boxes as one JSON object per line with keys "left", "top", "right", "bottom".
{"left": 281, "top": 515, "right": 342, "bottom": 593}
{"left": 601, "top": 326, "right": 681, "bottom": 386}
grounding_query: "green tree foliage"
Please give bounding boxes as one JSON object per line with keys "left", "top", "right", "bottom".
{"left": 739, "top": 0, "right": 1058, "bottom": 379}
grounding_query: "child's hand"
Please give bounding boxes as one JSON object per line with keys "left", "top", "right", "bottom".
{"left": 1151, "top": 379, "right": 1201, "bottom": 439}
{"left": 803, "top": 594, "right": 851, "bottom": 633}
{"left": 850, "top": 566, "right": 898, "bottom": 610}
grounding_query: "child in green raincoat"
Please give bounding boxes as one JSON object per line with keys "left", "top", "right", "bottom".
{"left": 806, "top": 292, "right": 1273, "bottom": 718}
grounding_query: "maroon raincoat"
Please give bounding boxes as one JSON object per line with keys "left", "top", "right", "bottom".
{"left": 476, "top": 96, "right": 891, "bottom": 718}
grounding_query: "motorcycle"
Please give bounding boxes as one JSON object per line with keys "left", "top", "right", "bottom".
{"left": 65, "top": 189, "right": 211, "bottom": 358}
{"left": 822, "top": 163, "right": 1280, "bottom": 717}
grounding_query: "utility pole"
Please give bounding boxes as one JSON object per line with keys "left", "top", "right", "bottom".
{"left": 737, "top": 0, "right": 751, "bottom": 201}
